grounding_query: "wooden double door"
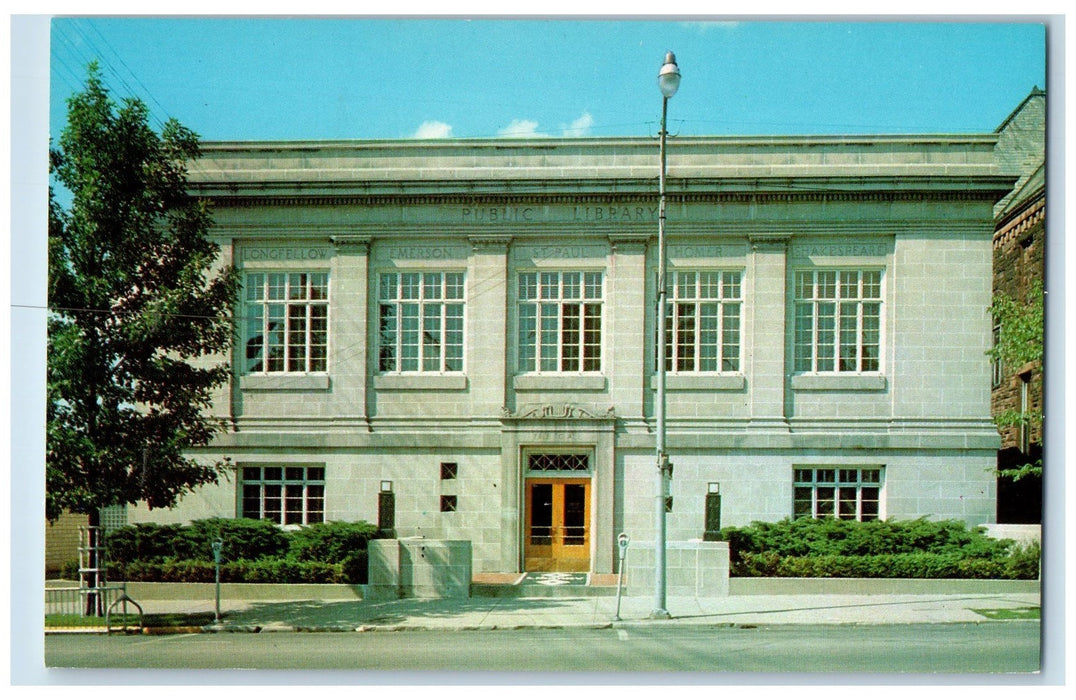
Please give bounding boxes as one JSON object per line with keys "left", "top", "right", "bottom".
{"left": 523, "top": 477, "right": 591, "bottom": 572}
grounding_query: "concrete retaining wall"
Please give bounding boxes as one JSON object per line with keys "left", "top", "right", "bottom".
{"left": 983, "top": 523, "right": 1041, "bottom": 547}
{"left": 728, "top": 578, "right": 1041, "bottom": 595}
{"left": 624, "top": 540, "right": 730, "bottom": 597}
{"left": 368, "top": 538, "right": 472, "bottom": 600}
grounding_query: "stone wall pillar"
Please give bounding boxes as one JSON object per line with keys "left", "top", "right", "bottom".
{"left": 468, "top": 236, "right": 511, "bottom": 417}
{"left": 330, "top": 235, "right": 370, "bottom": 422}
{"left": 608, "top": 234, "right": 649, "bottom": 421}
{"left": 747, "top": 234, "right": 790, "bottom": 425}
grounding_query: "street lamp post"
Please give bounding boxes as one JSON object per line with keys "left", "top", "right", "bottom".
{"left": 652, "top": 51, "right": 680, "bottom": 620}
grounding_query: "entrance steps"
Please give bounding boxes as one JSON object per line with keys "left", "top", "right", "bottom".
{"left": 471, "top": 572, "right": 619, "bottom": 598}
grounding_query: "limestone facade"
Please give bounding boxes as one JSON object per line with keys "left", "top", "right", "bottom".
{"left": 127, "top": 135, "right": 1012, "bottom": 574}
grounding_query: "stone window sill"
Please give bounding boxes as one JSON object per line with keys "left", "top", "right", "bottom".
{"left": 791, "top": 374, "right": 887, "bottom": 392}
{"left": 649, "top": 374, "right": 745, "bottom": 391}
{"left": 374, "top": 374, "right": 468, "bottom": 391}
{"left": 240, "top": 374, "right": 331, "bottom": 391}
{"left": 513, "top": 374, "right": 607, "bottom": 392}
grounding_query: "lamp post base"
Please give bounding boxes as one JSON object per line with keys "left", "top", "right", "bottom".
{"left": 648, "top": 609, "right": 671, "bottom": 620}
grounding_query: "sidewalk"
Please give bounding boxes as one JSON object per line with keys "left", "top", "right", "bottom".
{"left": 58, "top": 589, "right": 1041, "bottom": 634}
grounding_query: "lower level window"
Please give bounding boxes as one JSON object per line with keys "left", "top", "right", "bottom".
{"left": 241, "top": 465, "right": 325, "bottom": 525}
{"left": 793, "top": 467, "right": 881, "bottom": 521}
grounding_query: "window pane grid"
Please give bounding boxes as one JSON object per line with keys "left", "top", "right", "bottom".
{"left": 245, "top": 272, "right": 329, "bottom": 374}
{"left": 527, "top": 454, "right": 589, "bottom": 472}
{"left": 793, "top": 269, "right": 883, "bottom": 374}
{"left": 240, "top": 465, "right": 326, "bottom": 526}
{"left": 661, "top": 270, "right": 742, "bottom": 373}
{"left": 379, "top": 271, "right": 466, "bottom": 373}
{"left": 792, "top": 467, "right": 883, "bottom": 521}
{"left": 518, "top": 271, "right": 603, "bottom": 373}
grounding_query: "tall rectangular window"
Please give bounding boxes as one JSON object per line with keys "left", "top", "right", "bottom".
{"left": 661, "top": 270, "right": 742, "bottom": 372}
{"left": 240, "top": 465, "right": 325, "bottom": 525}
{"left": 793, "top": 467, "right": 882, "bottom": 521}
{"left": 794, "top": 269, "right": 882, "bottom": 373}
{"left": 379, "top": 272, "right": 465, "bottom": 373}
{"left": 992, "top": 324, "right": 1003, "bottom": 388}
{"left": 1019, "top": 374, "right": 1031, "bottom": 453}
{"left": 518, "top": 271, "right": 603, "bottom": 373}
{"left": 245, "top": 272, "right": 328, "bottom": 374}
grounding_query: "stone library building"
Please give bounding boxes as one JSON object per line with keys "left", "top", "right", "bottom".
{"left": 123, "top": 134, "right": 1012, "bottom": 576}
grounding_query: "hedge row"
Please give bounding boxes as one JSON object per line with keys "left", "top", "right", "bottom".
{"left": 716, "top": 517, "right": 1040, "bottom": 579}
{"left": 716, "top": 517, "right": 1015, "bottom": 558}
{"left": 102, "top": 518, "right": 378, "bottom": 584}
{"left": 96, "top": 516, "right": 1039, "bottom": 583}
{"left": 734, "top": 547, "right": 1041, "bottom": 579}
{"left": 110, "top": 557, "right": 359, "bottom": 584}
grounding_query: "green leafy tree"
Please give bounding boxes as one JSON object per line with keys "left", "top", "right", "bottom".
{"left": 988, "top": 278, "right": 1044, "bottom": 481}
{"left": 47, "top": 63, "right": 238, "bottom": 529}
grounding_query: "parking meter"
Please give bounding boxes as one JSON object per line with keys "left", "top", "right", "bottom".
{"left": 614, "top": 533, "right": 630, "bottom": 621}
{"left": 211, "top": 538, "right": 223, "bottom": 624}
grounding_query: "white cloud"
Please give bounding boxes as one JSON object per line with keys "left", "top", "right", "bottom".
{"left": 562, "top": 112, "right": 594, "bottom": 137}
{"left": 679, "top": 21, "right": 740, "bottom": 34}
{"left": 412, "top": 120, "right": 453, "bottom": 139}
{"left": 498, "top": 119, "right": 547, "bottom": 138}
{"left": 498, "top": 113, "right": 595, "bottom": 138}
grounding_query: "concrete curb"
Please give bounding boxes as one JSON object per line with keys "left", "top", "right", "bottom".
{"left": 95, "top": 578, "right": 1040, "bottom": 601}
{"left": 46, "top": 625, "right": 207, "bottom": 635}
{"left": 47, "top": 614, "right": 1038, "bottom": 635}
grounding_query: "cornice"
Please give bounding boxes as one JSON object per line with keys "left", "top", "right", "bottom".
{"left": 993, "top": 194, "right": 1046, "bottom": 249}
{"left": 196, "top": 186, "right": 1009, "bottom": 210}
{"left": 212, "top": 218, "right": 991, "bottom": 240}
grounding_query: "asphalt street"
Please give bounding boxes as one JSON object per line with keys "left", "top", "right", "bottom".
{"left": 44, "top": 622, "right": 1041, "bottom": 676}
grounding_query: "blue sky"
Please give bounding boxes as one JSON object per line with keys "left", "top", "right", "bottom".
{"left": 48, "top": 17, "right": 1047, "bottom": 143}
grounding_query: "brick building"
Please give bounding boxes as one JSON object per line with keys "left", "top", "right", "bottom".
{"left": 991, "top": 87, "right": 1046, "bottom": 523}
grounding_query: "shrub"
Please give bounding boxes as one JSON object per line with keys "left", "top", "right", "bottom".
{"left": 287, "top": 521, "right": 379, "bottom": 562}
{"left": 106, "top": 518, "right": 290, "bottom": 564}
{"left": 60, "top": 559, "right": 80, "bottom": 580}
{"left": 717, "top": 518, "right": 1037, "bottom": 579}
{"left": 184, "top": 518, "right": 290, "bottom": 561}
{"left": 717, "top": 518, "right": 1012, "bottom": 559}
{"left": 106, "top": 523, "right": 189, "bottom": 563}
{"left": 1003, "top": 542, "right": 1042, "bottom": 580}
{"left": 341, "top": 550, "right": 368, "bottom": 584}
{"left": 112, "top": 558, "right": 348, "bottom": 584}
{"left": 232, "top": 558, "right": 346, "bottom": 584}
{"left": 114, "top": 559, "right": 215, "bottom": 583}
{"left": 732, "top": 551, "right": 1037, "bottom": 579}
{"left": 103, "top": 518, "right": 377, "bottom": 584}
